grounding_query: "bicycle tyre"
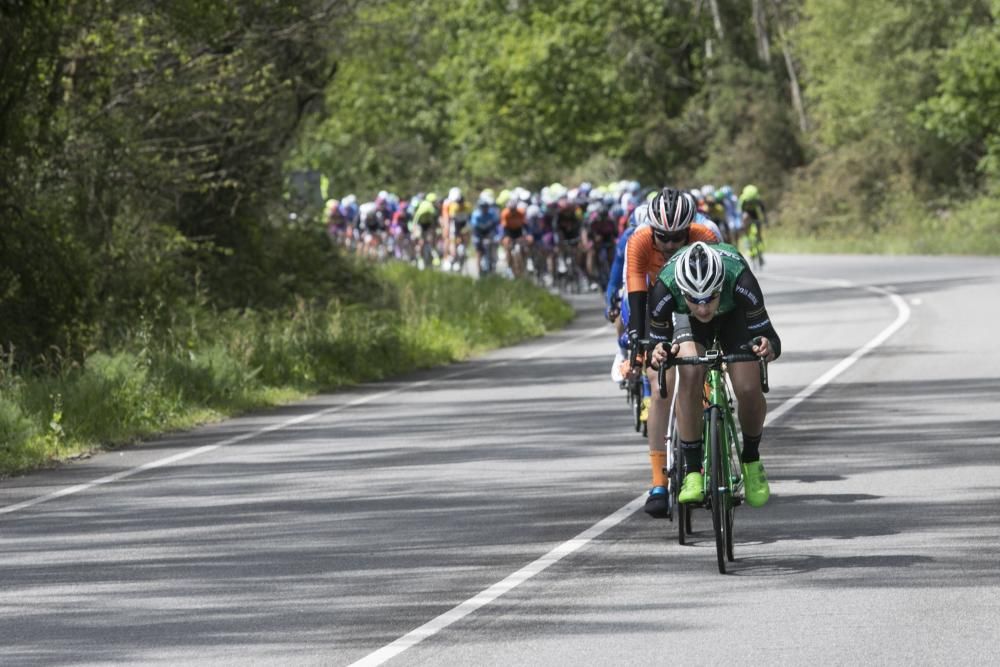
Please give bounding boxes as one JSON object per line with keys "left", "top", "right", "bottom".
{"left": 709, "top": 407, "right": 727, "bottom": 574}
{"left": 724, "top": 415, "right": 740, "bottom": 562}
{"left": 632, "top": 382, "right": 642, "bottom": 432}
{"left": 669, "top": 421, "right": 686, "bottom": 544}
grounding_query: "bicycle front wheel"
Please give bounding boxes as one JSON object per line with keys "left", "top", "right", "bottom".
{"left": 668, "top": 419, "right": 686, "bottom": 543}
{"left": 709, "top": 407, "right": 728, "bottom": 574}
{"left": 724, "top": 413, "right": 741, "bottom": 562}
{"left": 631, "top": 381, "right": 642, "bottom": 432}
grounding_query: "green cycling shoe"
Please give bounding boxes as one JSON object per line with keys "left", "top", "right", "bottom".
{"left": 742, "top": 460, "right": 771, "bottom": 507}
{"left": 678, "top": 471, "right": 704, "bottom": 504}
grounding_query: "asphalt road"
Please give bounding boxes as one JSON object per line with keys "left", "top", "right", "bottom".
{"left": 2, "top": 254, "right": 999, "bottom": 666}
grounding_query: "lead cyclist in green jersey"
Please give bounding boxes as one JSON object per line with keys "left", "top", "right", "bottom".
{"left": 648, "top": 242, "right": 781, "bottom": 508}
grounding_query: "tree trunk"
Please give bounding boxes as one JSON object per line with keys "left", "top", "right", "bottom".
{"left": 768, "top": 0, "right": 808, "bottom": 132}
{"left": 776, "top": 22, "right": 808, "bottom": 133}
{"left": 752, "top": 0, "right": 771, "bottom": 64}
{"left": 707, "top": 0, "right": 725, "bottom": 39}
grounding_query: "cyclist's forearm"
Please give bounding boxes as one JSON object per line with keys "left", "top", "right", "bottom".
{"left": 647, "top": 280, "right": 676, "bottom": 344}
{"left": 626, "top": 289, "right": 648, "bottom": 339}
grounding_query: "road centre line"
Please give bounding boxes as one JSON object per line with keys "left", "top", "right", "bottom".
{"left": 0, "top": 324, "right": 610, "bottom": 517}
{"left": 348, "top": 276, "right": 912, "bottom": 666}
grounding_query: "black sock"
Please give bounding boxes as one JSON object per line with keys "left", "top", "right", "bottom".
{"left": 742, "top": 432, "right": 762, "bottom": 463}
{"left": 681, "top": 439, "right": 703, "bottom": 473}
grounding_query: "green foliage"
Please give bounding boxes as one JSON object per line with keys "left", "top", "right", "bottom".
{"left": 0, "top": 393, "right": 39, "bottom": 471}
{"left": 782, "top": 0, "right": 998, "bottom": 242}
{"left": 919, "top": 2, "right": 1000, "bottom": 178}
{"left": 0, "top": 266, "right": 572, "bottom": 478}
{"left": 0, "top": 1, "right": 348, "bottom": 363}
{"left": 294, "top": 0, "right": 782, "bottom": 195}
{"left": 690, "top": 62, "right": 805, "bottom": 195}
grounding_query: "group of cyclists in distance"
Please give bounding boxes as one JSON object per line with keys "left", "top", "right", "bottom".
{"left": 323, "top": 180, "right": 768, "bottom": 294}
{"left": 326, "top": 179, "right": 776, "bottom": 522}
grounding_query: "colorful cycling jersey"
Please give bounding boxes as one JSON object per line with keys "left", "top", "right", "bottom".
{"left": 741, "top": 198, "right": 766, "bottom": 223}
{"left": 326, "top": 208, "right": 348, "bottom": 233}
{"left": 413, "top": 200, "right": 438, "bottom": 228}
{"left": 623, "top": 223, "right": 719, "bottom": 341}
{"left": 648, "top": 242, "right": 781, "bottom": 358}
{"left": 470, "top": 206, "right": 500, "bottom": 237}
{"left": 589, "top": 212, "right": 618, "bottom": 243}
{"left": 556, "top": 205, "right": 581, "bottom": 241}
{"left": 720, "top": 192, "right": 741, "bottom": 230}
{"left": 625, "top": 223, "right": 719, "bottom": 293}
{"left": 391, "top": 206, "right": 411, "bottom": 233}
{"left": 605, "top": 225, "right": 639, "bottom": 308}
{"left": 446, "top": 200, "right": 471, "bottom": 234}
{"left": 704, "top": 200, "right": 726, "bottom": 226}
{"left": 501, "top": 206, "right": 526, "bottom": 231}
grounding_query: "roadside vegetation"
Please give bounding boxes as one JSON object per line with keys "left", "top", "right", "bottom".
{"left": 0, "top": 259, "right": 571, "bottom": 477}
{"left": 2, "top": 1, "right": 998, "bottom": 475}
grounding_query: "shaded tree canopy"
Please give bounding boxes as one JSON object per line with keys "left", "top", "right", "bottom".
{"left": 2, "top": 0, "right": 997, "bottom": 363}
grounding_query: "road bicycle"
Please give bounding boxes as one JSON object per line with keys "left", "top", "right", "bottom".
{"left": 475, "top": 233, "right": 497, "bottom": 277}
{"left": 593, "top": 239, "right": 616, "bottom": 294}
{"left": 555, "top": 237, "right": 583, "bottom": 293}
{"left": 658, "top": 339, "right": 768, "bottom": 573}
{"left": 624, "top": 337, "right": 649, "bottom": 437}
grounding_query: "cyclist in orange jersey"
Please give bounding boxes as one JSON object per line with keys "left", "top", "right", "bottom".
{"left": 500, "top": 197, "right": 530, "bottom": 277}
{"left": 623, "top": 188, "right": 721, "bottom": 519}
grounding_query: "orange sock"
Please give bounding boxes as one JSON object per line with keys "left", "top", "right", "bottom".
{"left": 649, "top": 451, "right": 667, "bottom": 488}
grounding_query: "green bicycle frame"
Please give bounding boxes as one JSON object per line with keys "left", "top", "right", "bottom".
{"left": 701, "top": 365, "right": 744, "bottom": 502}
{"left": 661, "top": 342, "right": 767, "bottom": 572}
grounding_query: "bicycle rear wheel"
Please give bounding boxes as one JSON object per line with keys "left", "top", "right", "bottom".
{"left": 709, "top": 407, "right": 728, "bottom": 574}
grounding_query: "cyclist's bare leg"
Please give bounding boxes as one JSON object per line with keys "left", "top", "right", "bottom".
{"left": 645, "top": 364, "right": 676, "bottom": 458}
{"left": 726, "top": 361, "right": 766, "bottom": 437}
{"left": 675, "top": 340, "right": 707, "bottom": 442}
{"left": 501, "top": 235, "right": 517, "bottom": 275}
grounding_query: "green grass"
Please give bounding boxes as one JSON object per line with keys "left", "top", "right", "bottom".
{"left": 768, "top": 192, "right": 1000, "bottom": 255}
{"left": 0, "top": 264, "right": 573, "bottom": 477}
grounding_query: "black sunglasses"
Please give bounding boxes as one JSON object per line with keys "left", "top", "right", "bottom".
{"left": 653, "top": 230, "right": 687, "bottom": 243}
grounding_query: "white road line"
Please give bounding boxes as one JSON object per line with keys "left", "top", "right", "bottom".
{"left": 348, "top": 276, "right": 912, "bottom": 667}
{"left": 763, "top": 277, "right": 912, "bottom": 426}
{"left": 348, "top": 494, "right": 647, "bottom": 667}
{"left": 0, "top": 324, "right": 611, "bottom": 517}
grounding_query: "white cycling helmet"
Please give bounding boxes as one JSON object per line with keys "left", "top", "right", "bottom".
{"left": 675, "top": 242, "right": 725, "bottom": 302}
{"left": 629, "top": 202, "right": 652, "bottom": 228}
{"left": 650, "top": 188, "right": 697, "bottom": 233}
{"left": 448, "top": 187, "right": 463, "bottom": 202}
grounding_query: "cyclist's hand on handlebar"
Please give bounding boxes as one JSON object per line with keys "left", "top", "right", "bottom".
{"left": 751, "top": 336, "right": 775, "bottom": 363}
{"left": 649, "top": 342, "right": 679, "bottom": 370}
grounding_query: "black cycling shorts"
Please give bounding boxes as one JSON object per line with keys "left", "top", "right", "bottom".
{"left": 673, "top": 311, "right": 755, "bottom": 354}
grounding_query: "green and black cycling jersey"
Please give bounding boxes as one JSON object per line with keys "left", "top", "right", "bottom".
{"left": 648, "top": 242, "right": 781, "bottom": 358}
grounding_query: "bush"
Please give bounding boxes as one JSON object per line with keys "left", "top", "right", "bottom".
{"left": 0, "top": 394, "right": 38, "bottom": 471}
{"left": 0, "top": 263, "right": 573, "bottom": 477}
